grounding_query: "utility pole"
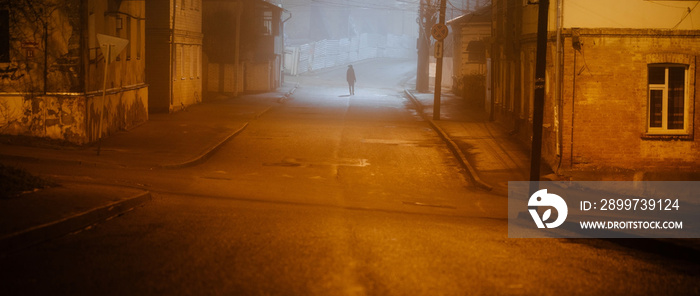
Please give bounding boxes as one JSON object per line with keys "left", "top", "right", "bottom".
{"left": 432, "top": 0, "right": 447, "bottom": 120}
{"left": 529, "top": 0, "right": 549, "bottom": 194}
{"left": 416, "top": 0, "right": 433, "bottom": 93}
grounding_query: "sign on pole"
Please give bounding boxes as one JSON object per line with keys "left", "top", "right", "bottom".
{"left": 432, "top": 0, "right": 447, "bottom": 121}
{"left": 97, "top": 34, "right": 129, "bottom": 64}
{"left": 430, "top": 24, "right": 449, "bottom": 41}
{"left": 95, "top": 34, "right": 128, "bottom": 155}
{"left": 434, "top": 41, "right": 444, "bottom": 59}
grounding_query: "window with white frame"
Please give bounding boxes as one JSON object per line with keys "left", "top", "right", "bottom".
{"left": 647, "top": 64, "right": 688, "bottom": 134}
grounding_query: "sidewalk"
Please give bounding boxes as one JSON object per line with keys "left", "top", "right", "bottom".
{"left": 0, "top": 85, "right": 294, "bottom": 169}
{"left": 0, "top": 82, "right": 297, "bottom": 255}
{"left": 404, "top": 86, "right": 700, "bottom": 254}
{"left": 404, "top": 88, "right": 530, "bottom": 195}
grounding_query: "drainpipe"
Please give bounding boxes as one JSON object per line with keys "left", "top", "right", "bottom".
{"left": 282, "top": 8, "right": 292, "bottom": 24}
{"left": 281, "top": 8, "right": 291, "bottom": 85}
{"left": 170, "top": 0, "right": 177, "bottom": 110}
{"left": 555, "top": 0, "right": 563, "bottom": 173}
{"left": 43, "top": 21, "right": 48, "bottom": 95}
{"left": 234, "top": 1, "right": 241, "bottom": 96}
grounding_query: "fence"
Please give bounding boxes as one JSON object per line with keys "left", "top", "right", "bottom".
{"left": 284, "top": 33, "right": 416, "bottom": 75}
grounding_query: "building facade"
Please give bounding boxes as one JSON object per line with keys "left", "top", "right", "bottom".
{"left": 0, "top": 0, "right": 148, "bottom": 144}
{"left": 146, "top": 0, "right": 203, "bottom": 113}
{"left": 202, "top": 0, "right": 284, "bottom": 98}
{"left": 490, "top": 0, "right": 700, "bottom": 178}
{"left": 448, "top": 6, "right": 491, "bottom": 108}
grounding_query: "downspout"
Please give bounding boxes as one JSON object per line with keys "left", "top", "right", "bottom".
{"left": 43, "top": 21, "right": 48, "bottom": 95}
{"left": 282, "top": 8, "right": 292, "bottom": 23}
{"left": 234, "top": 1, "right": 241, "bottom": 96}
{"left": 555, "top": 0, "right": 563, "bottom": 174}
{"left": 570, "top": 42, "right": 576, "bottom": 169}
{"left": 170, "top": 0, "right": 176, "bottom": 110}
{"left": 80, "top": 1, "right": 87, "bottom": 93}
{"left": 281, "top": 8, "right": 291, "bottom": 85}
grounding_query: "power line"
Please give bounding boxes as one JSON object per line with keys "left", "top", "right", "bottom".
{"left": 308, "top": 0, "right": 419, "bottom": 11}
{"left": 672, "top": 1, "right": 699, "bottom": 29}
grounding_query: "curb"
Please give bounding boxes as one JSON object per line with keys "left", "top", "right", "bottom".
{"left": 277, "top": 82, "right": 299, "bottom": 104}
{"left": 160, "top": 102, "right": 276, "bottom": 169}
{"left": 278, "top": 83, "right": 299, "bottom": 103}
{"left": 404, "top": 89, "right": 493, "bottom": 191}
{"left": 0, "top": 190, "right": 151, "bottom": 256}
{"left": 160, "top": 122, "right": 250, "bottom": 169}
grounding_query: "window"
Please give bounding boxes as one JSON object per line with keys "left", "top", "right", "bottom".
{"left": 136, "top": 20, "right": 141, "bottom": 59}
{"left": 1, "top": 10, "right": 10, "bottom": 63}
{"left": 197, "top": 46, "right": 201, "bottom": 78}
{"left": 126, "top": 17, "right": 132, "bottom": 60}
{"left": 262, "top": 10, "right": 273, "bottom": 36}
{"left": 189, "top": 46, "right": 194, "bottom": 78}
{"left": 88, "top": 13, "right": 96, "bottom": 61}
{"left": 180, "top": 44, "right": 187, "bottom": 80}
{"left": 647, "top": 64, "right": 687, "bottom": 133}
{"left": 466, "top": 40, "right": 485, "bottom": 62}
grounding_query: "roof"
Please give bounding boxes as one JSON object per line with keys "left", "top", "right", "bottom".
{"left": 259, "top": 0, "right": 284, "bottom": 11}
{"left": 447, "top": 5, "right": 491, "bottom": 25}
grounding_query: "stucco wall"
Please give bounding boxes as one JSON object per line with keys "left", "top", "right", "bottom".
{"left": 87, "top": 87, "right": 148, "bottom": 142}
{"left": 0, "top": 0, "right": 148, "bottom": 144}
{"left": 0, "top": 95, "right": 86, "bottom": 143}
{"left": 0, "top": 86, "right": 147, "bottom": 144}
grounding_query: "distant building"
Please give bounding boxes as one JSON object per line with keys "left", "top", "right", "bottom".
{"left": 202, "top": 0, "right": 284, "bottom": 98}
{"left": 146, "top": 0, "right": 203, "bottom": 113}
{"left": 448, "top": 6, "right": 491, "bottom": 108}
{"left": 490, "top": 0, "right": 700, "bottom": 179}
{"left": 0, "top": 0, "right": 148, "bottom": 144}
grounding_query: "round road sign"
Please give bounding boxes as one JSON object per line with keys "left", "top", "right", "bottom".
{"left": 431, "top": 24, "right": 449, "bottom": 40}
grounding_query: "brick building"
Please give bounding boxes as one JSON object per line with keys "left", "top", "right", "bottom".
{"left": 0, "top": 0, "right": 148, "bottom": 144}
{"left": 202, "top": 0, "right": 284, "bottom": 99}
{"left": 146, "top": 0, "right": 203, "bottom": 113}
{"left": 490, "top": 0, "right": 699, "bottom": 179}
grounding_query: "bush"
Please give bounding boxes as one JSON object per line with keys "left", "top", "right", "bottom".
{"left": 0, "top": 163, "right": 56, "bottom": 199}
{"left": 458, "top": 74, "right": 486, "bottom": 106}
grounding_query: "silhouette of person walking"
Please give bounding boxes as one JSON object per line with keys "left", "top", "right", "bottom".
{"left": 346, "top": 65, "right": 356, "bottom": 95}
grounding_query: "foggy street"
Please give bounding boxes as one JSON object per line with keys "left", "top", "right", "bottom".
{"left": 1, "top": 59, "right": 698, "bottom": 295}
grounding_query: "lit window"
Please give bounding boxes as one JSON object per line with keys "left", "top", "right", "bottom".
{"left": 647, "top": 64, "right": 687, "bottom": 133}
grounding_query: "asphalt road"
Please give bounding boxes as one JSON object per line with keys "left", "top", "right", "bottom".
{"left": 1, "top": 59, "right": 698, "bottom": 295}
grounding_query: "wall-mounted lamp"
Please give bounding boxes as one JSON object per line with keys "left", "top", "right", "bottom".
{"left": 116, "top": 17, "right": 123, "bottom": 30}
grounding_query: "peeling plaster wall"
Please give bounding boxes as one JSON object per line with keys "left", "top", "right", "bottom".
{"left": 0, "top": 87, "right": 147, "bottom": 144}
{"left": 0, "top": 95, "right": 86, "bottom": 143}
{"left": 0, "top": 0, "right": 148, "bottom": 144}
{"left": 86, "top": 87, "right": 148, "bottom": 142}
